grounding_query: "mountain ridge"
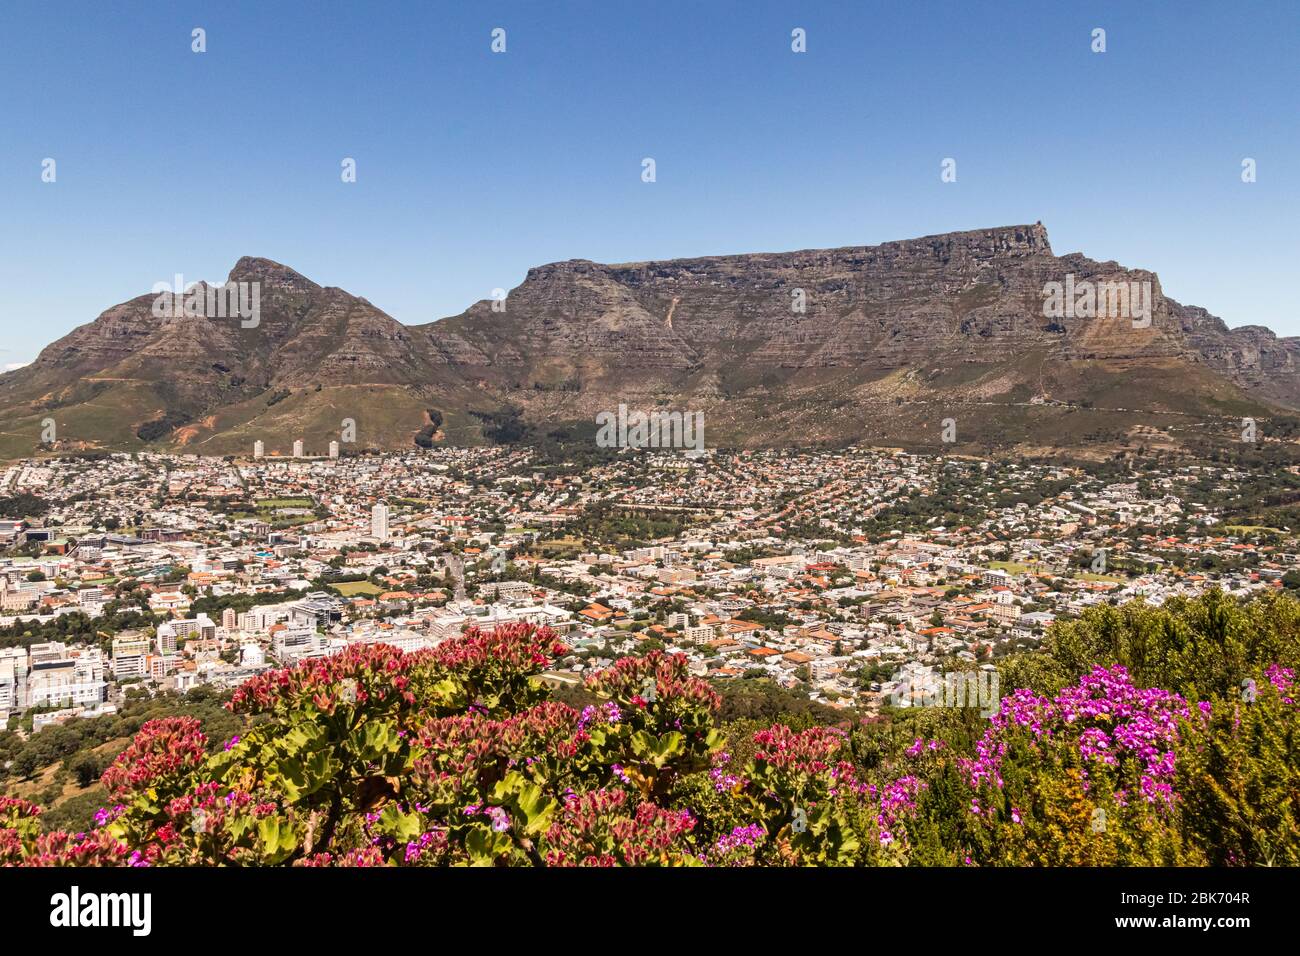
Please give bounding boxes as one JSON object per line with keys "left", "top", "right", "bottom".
{"left": 3, "top": 223, "right": 1298, "bottom": 459}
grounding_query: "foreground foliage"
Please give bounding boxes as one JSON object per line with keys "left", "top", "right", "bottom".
{"left": 2, "top": 590, "right": 1297, "bottom": 866}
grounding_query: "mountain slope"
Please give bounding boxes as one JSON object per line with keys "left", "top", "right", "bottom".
{"left": 1, "top": 225, "right": 1296, "bottom": 459}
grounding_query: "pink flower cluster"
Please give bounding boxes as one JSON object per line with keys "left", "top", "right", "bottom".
{"left": 962, "top": 665, "right": 1190, "bottom": 807}
{"left": 905, "top": 737, "right": 945, "bottom": 758}
{"left": 751, "top": 724, "right": 848, "bottom": 774}
{"left": 430, "top": 621, "right": 568, "bottom": 672}
{"left": 0, "top": 795, "right": 43, "bottom": 821}
{"left": 703, "top": 823, "right": 767, "bottom": 864}
{"left": 577, "top": 700, "right": 622, "bottom": 729}
{"left": 708, "top": 750, "right": 744, "bottom": 793}
{"left": 403, "top": 828, "right": 449, "bottom": 863}
{"left": 0, "top": 828, "right": 133, "bottom": 867}
{"left": 1266, "top": 664, "right": 1296, "bottom": 704}
{"left": 99, "top": 717, "right": 209, "bottom": 802}
{"left": 228, "top": 642, "right": 416, "bottom": 716}
{"left": 584, "top": 651, "right": 721, "bottom": 717}
{"left": 544, "top": 788, "right": 697, "bottom": 866}
{"left": 414, "top": 699, "right": 603, "bottom": 788}
{"left": 874, "top": 775, "right": 927, "bottom": 845}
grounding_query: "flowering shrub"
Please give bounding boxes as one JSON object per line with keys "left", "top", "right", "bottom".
{"left": 716, "top": 723, "right": 926, "bottom": 865}
{"left": 100, "top": 716, "right": 209, "bottom": 805}
{"left": 944, "top": 666, "right": 1193, "bottom": 865}
{"left": 1174, "top": 665, "right": 1300, "bottom": 865}
{"left": 544, "top": 789, "right": 698, "bottom": 866}
{"left": 2, "top": 601, "right": 1297, "bottom": 867}
{"left": 0, "top": 796, "right": 131, "bottom": 867}
{"left": 9, "top": 623, "right": 724, "bottom": 867}
{"left": 892, "top": 661, "right": 1300, "bottom": 867}
{"left": 581, "top": 651, "right": 723, "bottom": 801}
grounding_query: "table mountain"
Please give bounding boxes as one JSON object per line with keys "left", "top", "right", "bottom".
{"left": 2, "top": 224, "right": 1296, "bottom": 459}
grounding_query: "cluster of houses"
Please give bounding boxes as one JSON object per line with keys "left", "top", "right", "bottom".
{"left": 0, "top": 446, "right": 1291, "bottom": 724}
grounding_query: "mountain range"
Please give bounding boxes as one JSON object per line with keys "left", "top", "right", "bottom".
{"left": 2, "top": 222, "right": 1297, "bottom": 460}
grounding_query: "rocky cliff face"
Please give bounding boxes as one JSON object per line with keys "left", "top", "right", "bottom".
{"left": 1173, "top": 298, "right": 1300, "bottom": 405}
{"left": 421, "top": 223, "right": 1204, "bottom": 373}
{"left": 0, "top": 224, "right": 1294, "bottom": 456}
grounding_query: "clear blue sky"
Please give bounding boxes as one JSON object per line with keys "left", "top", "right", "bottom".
{"left": 1, "top": 0, "right": 1296, "bottom": 367}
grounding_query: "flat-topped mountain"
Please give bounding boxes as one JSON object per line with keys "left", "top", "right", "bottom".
{"left": 3, "top": 224, "right": 1297, "bottom": 459}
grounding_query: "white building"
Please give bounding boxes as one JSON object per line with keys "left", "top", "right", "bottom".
{"left": 111, "top": 632, "right": 151, "bottom": 679}
{"left": 293, "top": 439, "right": 305, "bottom": 458}
{"left": 0, "top": 648, "right": 30, "bottom": 714}
{"left": 478, "top": 580, "right": 531, "bottom": 601}
{"left": 426, "top": 610, "right": 470, "bottom": 640}
{"left": 27, "top": 649, "right": 106, "bottom": 709}
{"left": 238, "top": 604, "right": 291, "bottom": 633}
{"left": 272, "top": 624, "right": 321, "bottom": 661}
{"left": 371, "top": 501, "right": 390, "bottom": 541}
{"left": 78, "top": 587, "right": 105, "bottom": 606}
{"left": 156, "top": 624, "right": 178, "bottom": 655}
{"left": 167, "top": 613, "right": 218, "bottom": 641}
{"left": 351, "top": 630, "right": 433, "bottom": 654}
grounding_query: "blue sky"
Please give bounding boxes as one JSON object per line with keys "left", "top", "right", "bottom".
{"left": 1, "top": 0, "right": 1296, "bottom": 366}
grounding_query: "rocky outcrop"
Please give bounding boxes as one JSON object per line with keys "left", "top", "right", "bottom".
{"left": 421, "top": 223, "right": 1198, "bottom": 373}
{"left": 1, "top": 225, "right": 1295, "bottom": 454}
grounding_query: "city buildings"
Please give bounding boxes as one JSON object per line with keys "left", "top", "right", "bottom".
{"left": 0, "top": 444, "right": 1290, "bottom": 722}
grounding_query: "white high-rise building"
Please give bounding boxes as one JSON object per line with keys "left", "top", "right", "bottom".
{"left": 111, "top": 633, "right": 150, "bottom": 679}
{"left": 293, "top": 439, "right": 304, "bottom": 458}
{"left": 329, "top": 440, "right": 340, "bottom": 459}
{"left": 371, "top": 501, "right": 390, "bottom": 541}
{"left": 253, "top": 440, "right": 264, "bottom": 458}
